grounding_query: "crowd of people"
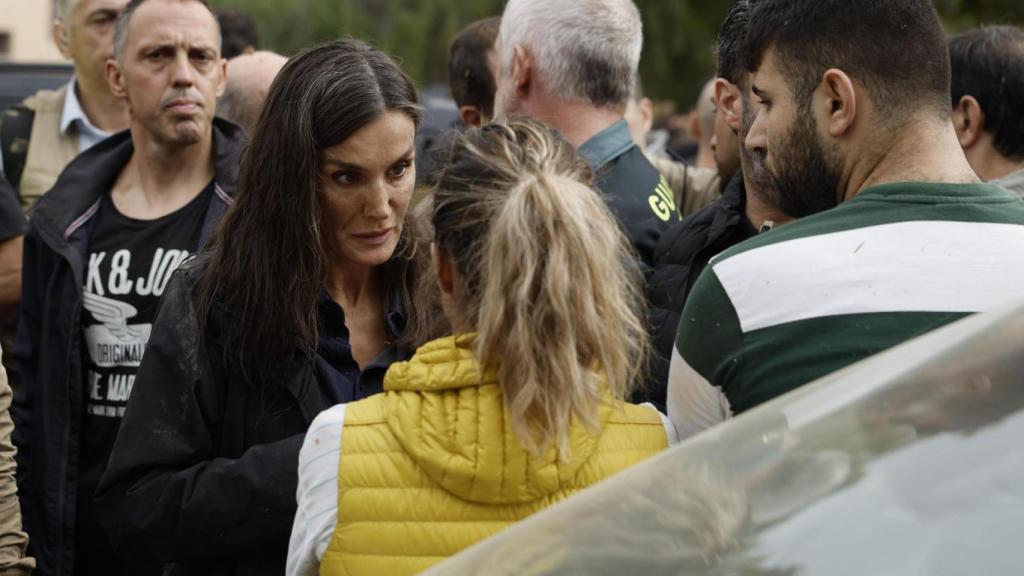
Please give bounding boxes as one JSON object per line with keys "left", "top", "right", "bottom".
{"left": 0, "top": 0, "right": 1021, "bottom": 574}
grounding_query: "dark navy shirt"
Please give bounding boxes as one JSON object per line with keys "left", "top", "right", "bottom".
{"left": 314, "top": 290, "right": 409, "bottom": 406}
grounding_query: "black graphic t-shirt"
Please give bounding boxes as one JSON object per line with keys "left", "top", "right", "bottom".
{"left": 76, "top": 181, "right": 213, "bottom": 573}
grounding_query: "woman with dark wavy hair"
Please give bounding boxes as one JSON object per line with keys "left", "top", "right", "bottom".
{"left": 95, "top": 39, "right": 440, "bottom": 576}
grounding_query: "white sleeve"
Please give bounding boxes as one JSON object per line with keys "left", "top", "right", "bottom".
{"left": 286, "top": 404, "right": 348, "bottom": 576}
{"left": 666, "top": 346, "right": 731, "bottom": 440}
{"left": 659, "top": 410, "right": 680, "bottom": 446}
{"left": 639, "top": 403, "right": 680, "bottom": 446}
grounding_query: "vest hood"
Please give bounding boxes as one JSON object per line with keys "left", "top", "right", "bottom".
{"left": 382, "top": 334, "right": 612, "bottom": 505}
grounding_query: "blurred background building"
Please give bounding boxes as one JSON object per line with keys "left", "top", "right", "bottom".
{"left": 0, "top": 0, "right": 63, "bottom": 63}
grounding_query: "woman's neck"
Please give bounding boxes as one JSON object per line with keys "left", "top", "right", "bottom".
{"left": 449, "top": 317, "right": 475, "bottom": 335}
{"left": 327, "top": 260, "right": 390, "bottom": 370}
{"left": 326, "top": 260, "right": 378, "bottom": 310}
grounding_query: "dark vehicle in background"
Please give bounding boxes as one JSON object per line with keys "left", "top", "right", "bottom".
{"left": 427, "top": 300, "right": 1024, "bottom": 576}
{"left": 0, "top": 62, "right": 72, "bottom": 112}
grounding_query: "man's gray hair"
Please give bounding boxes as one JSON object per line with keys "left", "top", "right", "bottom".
{"left": 499, "top": 0, "right": 643, "bottom": 108}
{"left": 55, "top": 0, "right": 77, "bottom": 23}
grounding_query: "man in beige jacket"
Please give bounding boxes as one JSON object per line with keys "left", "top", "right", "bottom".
{"left": 0, "top": 0, "right": 131, "bottom": 386}
{"left": 1, "top": 0, "right": 130, "bottom": 207}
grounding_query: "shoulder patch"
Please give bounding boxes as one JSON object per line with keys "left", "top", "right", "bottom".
{"left": 648, "top": 175, "right": 676, "bottom": 222}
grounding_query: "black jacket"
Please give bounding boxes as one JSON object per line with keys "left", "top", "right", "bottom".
{"left": 11, "top": 119, "right": 245, "bottom": 576}
{"left": 93, "top": 238, "right": 411, "bottom": 574}
{"left": 595, "top": 144, "right": 675, "bottom": 270}
{"left": 94, "top": 254, "right": 323, "bottom": 576}
{"left": 581, "top": 120, "right": 678, "bottom": 271}
{"left": 646, "top": 173, "right": 757, "bottom": 393}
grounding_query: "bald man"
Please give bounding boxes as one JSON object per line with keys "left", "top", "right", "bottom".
{"left": 218, "top": 50, "right": 288, "bottom": 133}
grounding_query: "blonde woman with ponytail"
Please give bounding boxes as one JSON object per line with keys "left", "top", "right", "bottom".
{"left": 286, "top": 118, "right": 677, "bottom": 576}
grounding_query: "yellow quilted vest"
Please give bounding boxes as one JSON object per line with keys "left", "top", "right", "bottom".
{"left": 319, "top": 335, "right": 668, "bottom": 576}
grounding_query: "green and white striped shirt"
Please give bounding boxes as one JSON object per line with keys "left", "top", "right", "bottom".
{"left": 667, "top": 182, "right": 1024, "bottom": 438}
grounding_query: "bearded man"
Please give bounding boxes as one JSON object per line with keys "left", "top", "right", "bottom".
{"left": 667, "top": 0, "right": 1024, "bottom": 439}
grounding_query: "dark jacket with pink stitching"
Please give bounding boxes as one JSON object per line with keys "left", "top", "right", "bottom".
{"left": 11, "top": 119, "right": 243, "bottom": 576}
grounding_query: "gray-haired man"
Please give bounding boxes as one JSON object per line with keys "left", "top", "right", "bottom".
{"left": 494, "top": 0, "right": 679, "bottom": 272}
{"left": 0, "top": 0, "right": 133, "bottom": 382}
{"left": 494, "top": 0, "right": 678, "bottom": 408}
{"left": 1, "top": 0, "right": 130, "bottom": 206}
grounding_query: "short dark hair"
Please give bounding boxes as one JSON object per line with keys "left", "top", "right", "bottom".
{"left": 949, "top": 26, "right": 1024, "bottom": 161}
{"left": 743, "top": 0, "right": 950, "bottom": 120}
{"left": 114, "top": 0, "right": 216, "bottom": 62}
{"left": 447, "top": 16, "right": 501, "bottom": 116}
{"left": 215, "top": 8, "right": 259, "bottom": 59}
{"left": 715, "top": 0, "right": 758, "bottom": 86}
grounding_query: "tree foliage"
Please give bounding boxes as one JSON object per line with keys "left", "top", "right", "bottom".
{"left": 210, "top": 0, "right": 1024, "bottom": 109}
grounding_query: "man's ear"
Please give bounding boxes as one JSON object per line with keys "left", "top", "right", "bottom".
{"left": 106, "top": 59, "right": 128, "bottom": 100}
{"left": 53, "top": 19, "right": 72, "bottom": 60}
{"left": 952, "top": 95, "right": 984, "bottom": 150}
{"left": 511, "top": 45, "right": 532, "bottom": 99}
{"left": 459, "top": 105, "right": 483, "bottom": 128}
{"left": 714, "top": 78, "right": 742, "bottom": 132}
{"left": 215, "top": 58, "right": 228, "bottom": 99}
{"left": 688, "top": 107, "right": 702, "bottom": 141}
{"left": 820, "top": 69, "right": 857, "bottom": 138}
{"left": 638, "top": 97, "right": 654, "bottom": 134}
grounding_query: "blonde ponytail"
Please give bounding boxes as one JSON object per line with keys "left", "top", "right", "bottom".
{"left": 433, "top": 118, "right": 649, "bottom": 457}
